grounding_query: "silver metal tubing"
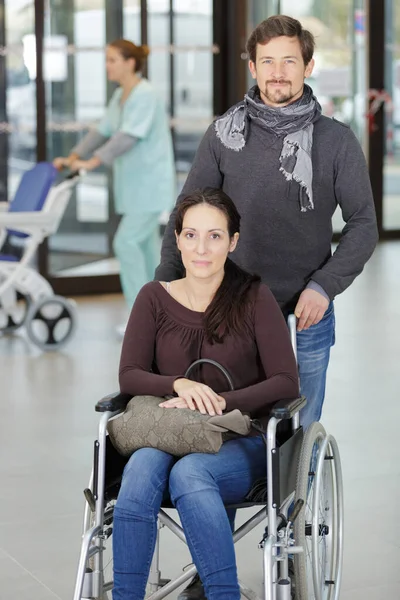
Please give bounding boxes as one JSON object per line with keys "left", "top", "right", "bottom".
{"left": 82, "top": 469, "right": 94, "bottom": 535}
{"left": 233, "top": 507, "right": 267, "bottom": 543}
{"left": 266, "top": 416, "right": 280, "bottom": 599}
{"left": 279, "top": 492, "right": 295, "bottom": 519}
{"left": 312, "top": 434, "right": 330, "bottom": 600}
{"left": 93, "top": 412, "right": 115, "bottom": 598}
{"left": 87, "top": 545, "right": 99, "bottom": 560}
{"left": 147, "top": 564, "right": 197, "bottom": 600}
{"left": 276, "top": 579, "right": 292, "bottom": 600}
{"left": 72, "top": 525, "right": 101, "bottom": 600}
{"left": 329, "top": 436, "right": 344, "bottom": 600}
{"left": 287, "top": 314, "right": 297, "bottom": 361}
{"left": 159, "top": 509, "right": 187, "bottom": 544}
{"left": 148, "top": 520, "right": 162, "bottom": 593}
{"left": 145, "top": 508, "right": 271, "bottom": 600}
{"left": 263, "top": 535, "right": 275, "bottom": 600}
{"left": 266, "top": 417, "right": 279, "bottom": 540}
{"left": 239, "top": 579, "right": 262, "bottom": 600}
{"left": 292, "top": 411, "right": 300, "bottom": 433}
{"left": 287, "top": 313, "right": 300, "bottom": 433}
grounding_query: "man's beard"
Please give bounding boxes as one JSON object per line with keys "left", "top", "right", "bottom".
{"left": 262, "top": 80, "right": 295, "bottom": 105}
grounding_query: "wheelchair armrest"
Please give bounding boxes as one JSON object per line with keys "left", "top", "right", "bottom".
{"left": 95, "top": 392, "right": 133, "bottom": 413}
{"left": 270, "top": 396, "right": 306, "bottom": 420}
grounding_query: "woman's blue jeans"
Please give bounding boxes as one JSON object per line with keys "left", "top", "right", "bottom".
{"left": 112, "top": 436, "right": 266, "bottom": 600}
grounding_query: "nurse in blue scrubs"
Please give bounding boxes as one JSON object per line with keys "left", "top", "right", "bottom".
{"left": 54, "top": 40, "right": 175, "bottom": 316}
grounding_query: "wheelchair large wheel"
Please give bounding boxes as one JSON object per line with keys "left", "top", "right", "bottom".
{"left": 293, "top": 422, "right": 344, "bottom": 600}
{"left": 0, "top": 292, "right": 31, "bottom": 334}
{"left": 25, "top": 295, "right": 77, "bottom": 351}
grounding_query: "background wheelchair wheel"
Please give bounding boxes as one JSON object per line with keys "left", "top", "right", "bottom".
{"left": 0, "top": 292, "right": 31, "bottom": 334}
{"left": 25, "top": 295, "right": 77, "bottom": 351}
{"left": 293, "top": 422, "right": 343, "bottom": 600}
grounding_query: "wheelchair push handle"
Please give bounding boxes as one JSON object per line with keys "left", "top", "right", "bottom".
{"left": 287, "top": 314, "right": 297, "bottom": 361}
{"left": 64, "top": 169, "right": 83, "bottom": 180}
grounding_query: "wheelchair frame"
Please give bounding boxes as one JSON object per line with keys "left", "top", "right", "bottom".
{"left": 0, "top": 169, "right": 81, "bottom": 350}
{"left": 73, "top": 316, "right": 344, "bottom": 600}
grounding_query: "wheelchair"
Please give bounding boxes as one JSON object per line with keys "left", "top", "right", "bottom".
{"left": 73, "top": 315, "right": 344, "bottom": 600}
{"left": 0, "top": 162, "right": 79, "bottom": 350}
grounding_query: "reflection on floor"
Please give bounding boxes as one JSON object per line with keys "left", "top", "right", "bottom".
{"left": 0, "top": 241, "right": 399, "bottom": 600}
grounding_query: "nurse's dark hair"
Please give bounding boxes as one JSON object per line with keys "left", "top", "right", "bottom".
{"left": 175, "top": 188, "right": 261, "bottom": 344}
{"left": 109, "top": 39, "right": 150, "bottom": 73}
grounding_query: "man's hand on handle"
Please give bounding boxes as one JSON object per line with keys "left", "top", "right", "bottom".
{"left": 294, "top": 288, "right": 329, "bottom": 332}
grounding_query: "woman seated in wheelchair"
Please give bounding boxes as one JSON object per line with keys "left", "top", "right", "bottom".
{"left": 114, "top": 188, "right": 299, "bottom": 600}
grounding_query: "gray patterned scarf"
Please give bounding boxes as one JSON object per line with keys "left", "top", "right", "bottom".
{"left": 215, "top": 84, "right": 322, "bottom": 212}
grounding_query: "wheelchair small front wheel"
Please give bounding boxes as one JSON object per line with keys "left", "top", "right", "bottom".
{"left": 293, "top": 422, "right": 344, "bottom": 600}
{"left": 25, "top": 295, "right": 77, "bottom": 351}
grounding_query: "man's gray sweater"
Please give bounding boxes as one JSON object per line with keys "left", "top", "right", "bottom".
{"left": 155, "top": 111, "right": 378, "bottom": 314}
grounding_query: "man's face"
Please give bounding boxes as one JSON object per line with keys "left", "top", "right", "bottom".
{"left": 248, "top": 36, "right": 314, "bottom": 107}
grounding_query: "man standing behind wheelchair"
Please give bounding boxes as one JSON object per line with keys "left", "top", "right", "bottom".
{"left": 157, "top": 19, "right": 378, "bottom": 597}
{"left": 112, "top": 188, "right": 299, "bottom": 600}
{"left": 155, "top": 15, "right": 378, "bottom": 432}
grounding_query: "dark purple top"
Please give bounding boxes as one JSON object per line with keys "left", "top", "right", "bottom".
{"left": 119, "top": 281, "right": 299, "bottom": 424}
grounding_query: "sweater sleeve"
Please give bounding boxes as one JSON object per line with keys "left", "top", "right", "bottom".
{"left": 71, "top": 129, "right": 108, "bottom": 158}
{"left": 94, "top": 132, "right": 137, "bottom": 166}
{"left": 154, "top": 123, "right": 223, "bottom": 282}
{"left": 119, "top": 284, "right": 178, "bottom": 397}
{"left": 220, "top": 285, "right": 299, "bottom": 415}
{"left": 310, "top": 126, "right": 379, "bottom": 300}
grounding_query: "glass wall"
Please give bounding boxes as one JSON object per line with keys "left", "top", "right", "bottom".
{"left": 383, "top": 0, "right": 400, "bottom": 230}
{"left": 41, "top": 0, "right": 214, "bottom": 283}
{"left": 5, "top": 0, "right": 36, "bottom": 198}
{"left": 173, "top": 0, "right": 213, "bottom": 176}
{"left": 3, "top": 2, "right": 397, "bottom": 296}
{"left": 43, "top": 0, "right": 117, "bottom": 278}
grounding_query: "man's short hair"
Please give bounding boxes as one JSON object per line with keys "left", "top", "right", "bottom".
{"left": 246, "top": 15, "right": 315, "bottom": 66}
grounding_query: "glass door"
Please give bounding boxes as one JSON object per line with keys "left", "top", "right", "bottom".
{"left": 44, "top": 0, "right": 119, "bottom": 285}
{"left": 279, "top": 1, "right": 367, "bottom": 234}
{"left": 383, "top": 0, "right": 400, "bottom": 231}
{"left": 5, "top": 0, "right": 37, "bottom": 198}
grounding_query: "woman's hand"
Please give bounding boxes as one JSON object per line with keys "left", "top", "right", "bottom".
{"left": 70, "top": 156, "right": 101, "bottom": 172}
{"left": 53, "top": 153, "right": 79, "bottom": 171}
{"left": 159, "top": 378, "right": 226, "bottom": 416}
{"left": 53, "top": 156, "right": 71, "bottom": 170}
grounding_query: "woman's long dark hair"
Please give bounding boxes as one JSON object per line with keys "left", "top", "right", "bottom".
{"left": 175, "top": 188, "right": 260, "bottom": 344}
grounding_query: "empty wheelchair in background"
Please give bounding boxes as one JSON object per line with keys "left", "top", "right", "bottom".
{"left": 0, "top": 162, "right": 80, "bottom": 351}
{"left": 73, "top": 316, "right": 344, "bottom": 600}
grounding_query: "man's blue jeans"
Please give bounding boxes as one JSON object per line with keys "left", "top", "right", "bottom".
{"left": 225, "top": 303, "right": 336, "bottom": 531}
{"left": 297, "top": 301, "right": 336, "bottom": 428}
{"left": 112, "top": 436, "right": 266, "bottom": 600}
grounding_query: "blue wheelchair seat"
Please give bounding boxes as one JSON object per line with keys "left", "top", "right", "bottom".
{"left": 7, "top": 162, "right": 58, "bottom": 238}
{"left": 0, "top": 254, "right": 18, "bottom": 262}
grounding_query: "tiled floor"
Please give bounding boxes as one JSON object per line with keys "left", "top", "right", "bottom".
{"left": 1, "top": 241, "right": 399, "bottom": 600}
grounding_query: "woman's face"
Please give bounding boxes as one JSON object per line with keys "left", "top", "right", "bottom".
{"left": 105, "top": 46, "right": 135, "bottom": 82}
{"left": 176, "top": 203, "right": 239, "bottom": 281}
